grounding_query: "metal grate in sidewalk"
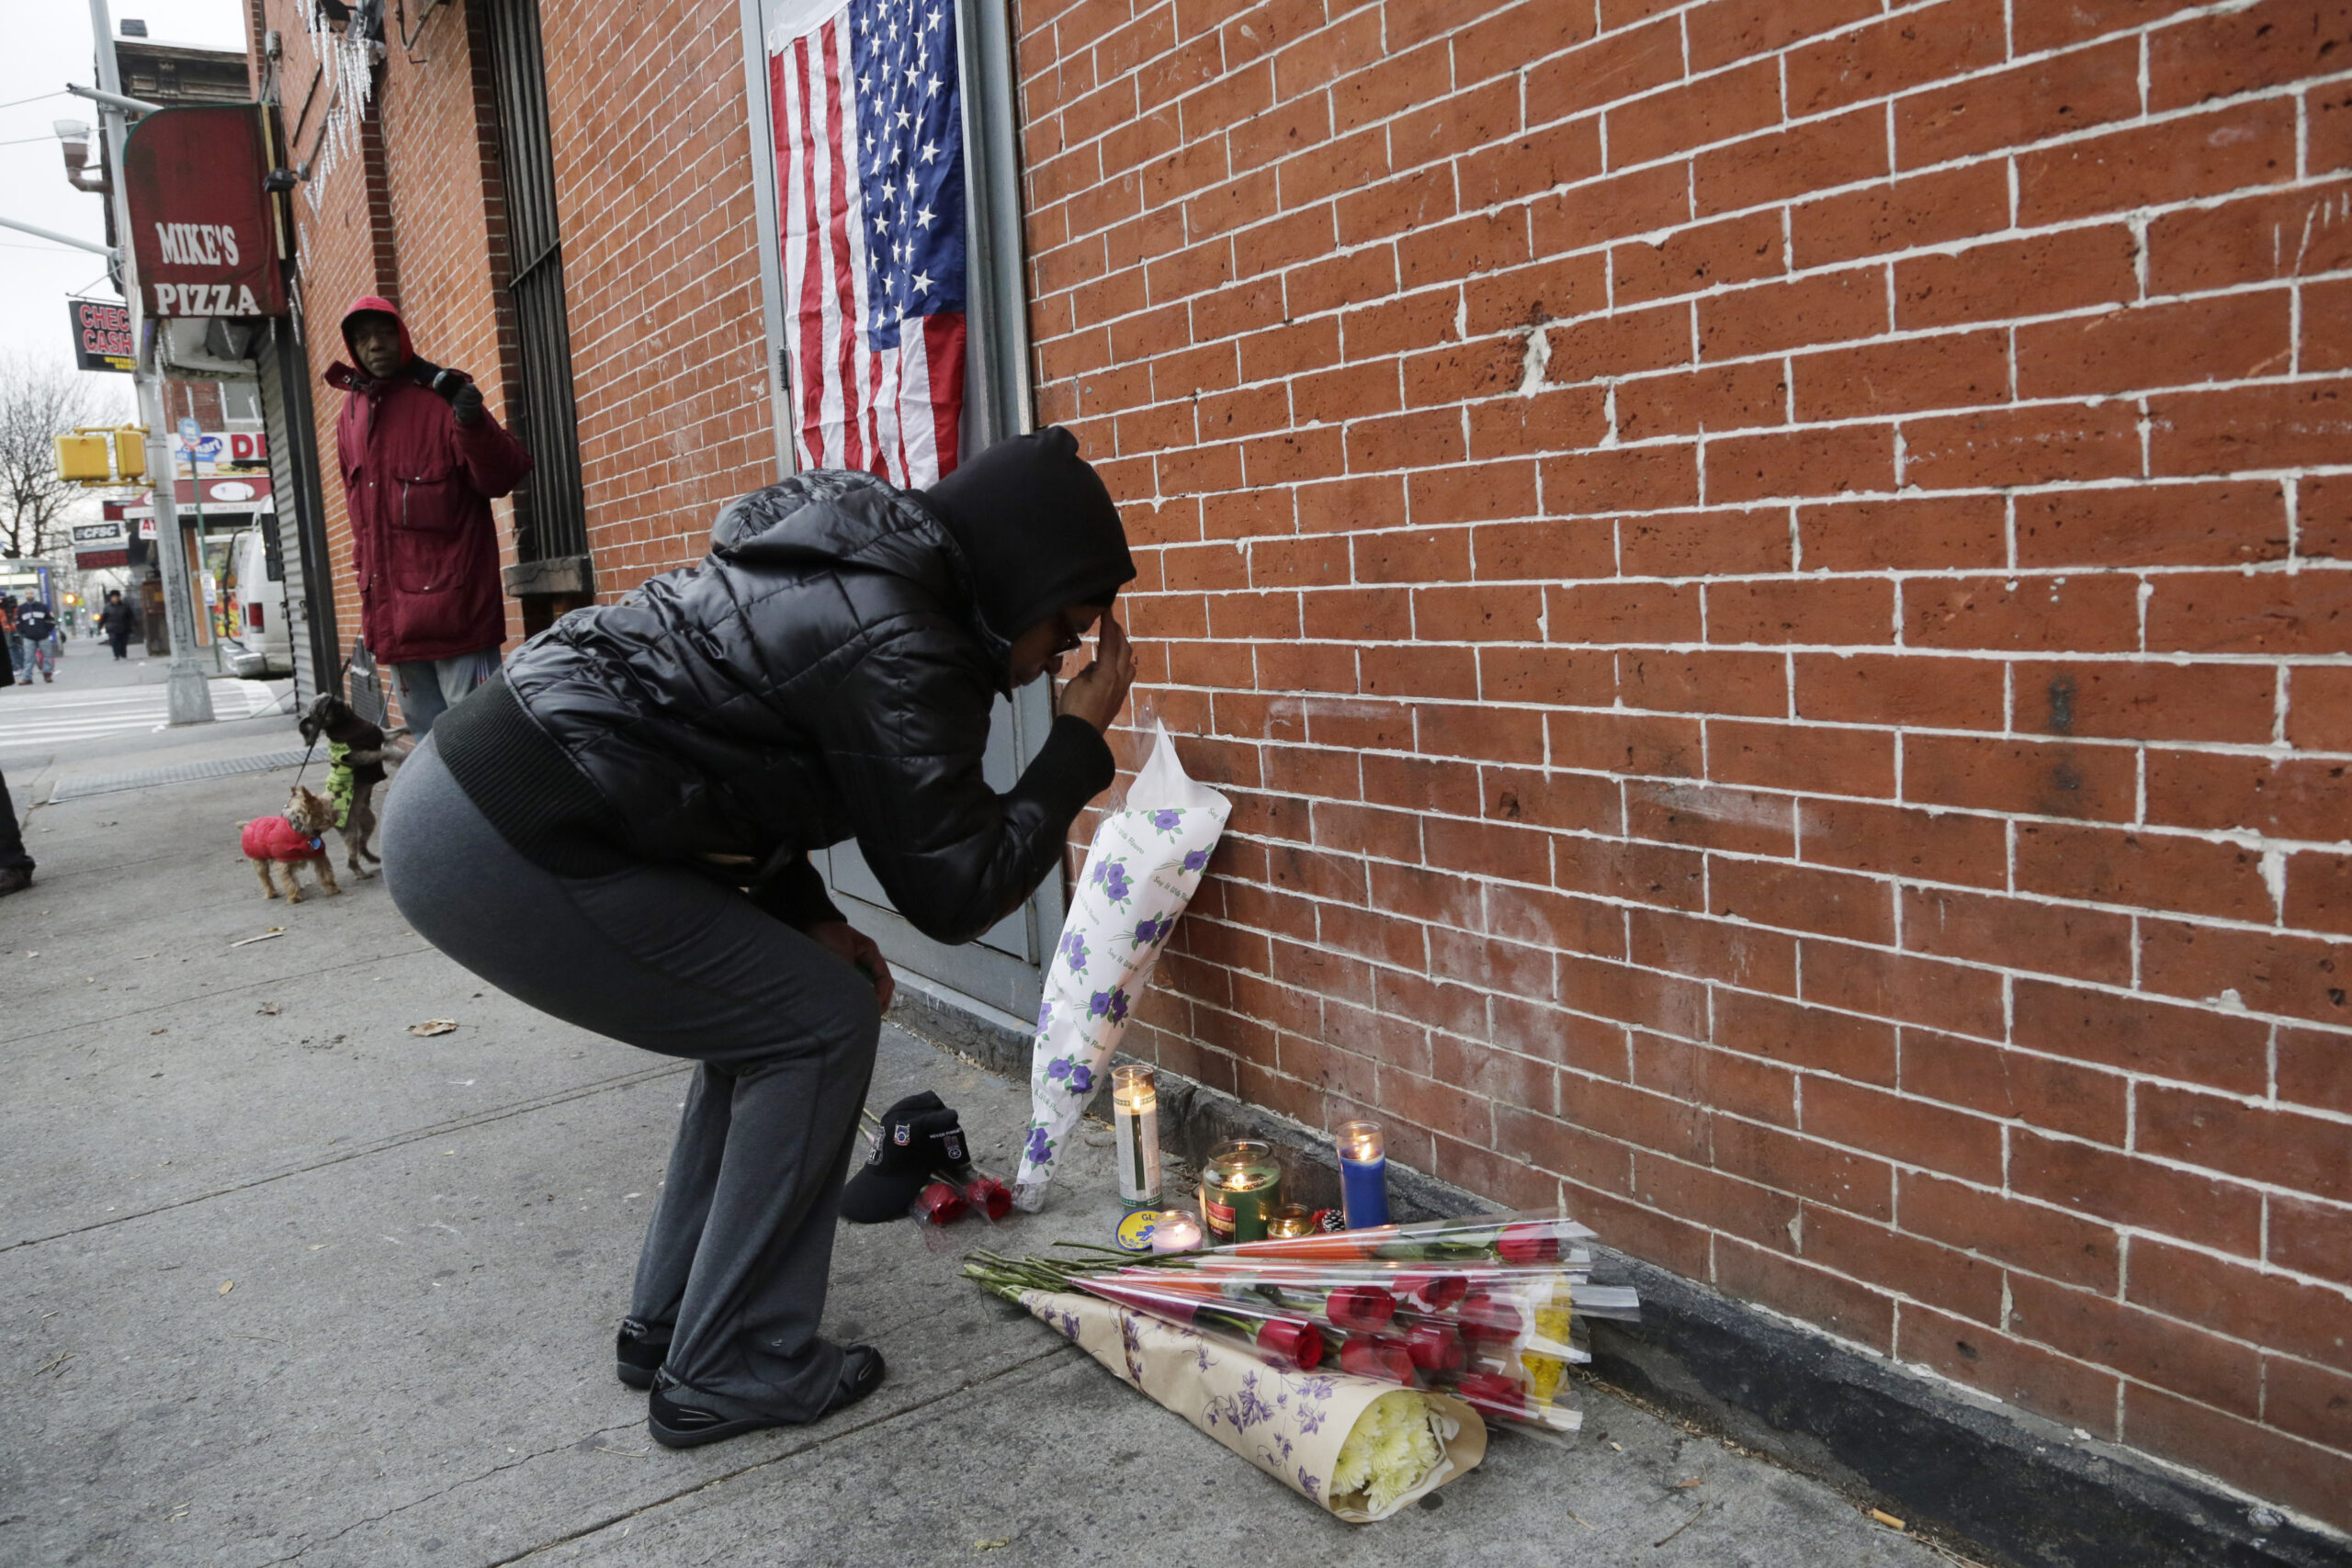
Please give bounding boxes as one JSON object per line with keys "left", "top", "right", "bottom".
{"left": 48, "top": 749, "right": 312, "bottom": 803}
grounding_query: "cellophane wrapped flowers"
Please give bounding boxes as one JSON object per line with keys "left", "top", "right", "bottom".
{"left": 967, "top": 1208, "right": 1639, "bottom": 1436}
{"left": 977, "top": 1283, "right": 1486, "bottom": 1521}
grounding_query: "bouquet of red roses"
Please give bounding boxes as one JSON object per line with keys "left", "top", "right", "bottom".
{"left": 967, "top": 1207, "right": 1639, "bottom": 1433}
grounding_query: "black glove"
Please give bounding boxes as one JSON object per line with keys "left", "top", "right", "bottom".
{"left": 449, "top": 381, "right": 484, "bottom": 426}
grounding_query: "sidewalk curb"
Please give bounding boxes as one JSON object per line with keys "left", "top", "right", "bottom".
{"left": 886, "top": 985, "right": 2352, "bottom": 1568}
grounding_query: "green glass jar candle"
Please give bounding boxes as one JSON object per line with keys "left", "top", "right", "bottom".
{"left": 1200, "top": 1137, "right": 1283, "bottom": 1244}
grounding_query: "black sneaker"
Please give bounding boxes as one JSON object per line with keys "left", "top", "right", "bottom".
{"left": 616, "top": 1317, "right": 669, "bottom": 1390}
{"left": 647, "top": 1346, "right": 886, "bottom": 1450}
{"left": 0, "top": 867, "right": 29, "bottom": 897}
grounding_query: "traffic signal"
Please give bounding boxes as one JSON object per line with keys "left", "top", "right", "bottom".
{"left": 53, "top": 426, "right": 148, "bottom": 486}
{"left": 55, "top": 431, "right": 109, "bottom": 481}
{"left": 111, "top": 426, "right": 146, "bottom": 480}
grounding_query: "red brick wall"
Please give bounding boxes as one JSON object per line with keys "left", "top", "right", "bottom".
{"left": 256, "top": 0, "right": 520, "bottom": 689}
{"left": 267, "top": 16, "right": 374, "bottom": 680}
{"left": 246, "top": 0, "right": 2352, "bottom": 1530}
{"left": 1020, "top": 0, "right": 2352, "bottom": 1529}
{"left": 537, "top": 0, "right": 777, "bottom": 586}
{"left": 164, "top": 379, "right": 226, "bottom": 427}
{"left": 258, "top": 0, "right": 772, "bottom": 690}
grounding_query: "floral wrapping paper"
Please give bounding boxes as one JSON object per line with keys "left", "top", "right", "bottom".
{"left": 1018, "top": 1288, "right": 1486, "bottom": 1521}
{"left": 1012, "top": 724, "right": 1229, "bottom": 1210}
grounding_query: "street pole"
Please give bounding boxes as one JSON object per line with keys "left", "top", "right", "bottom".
{"left": 182, "top": 434, "right": 211, "bottom": 663}
{"left": 90, "top": 0, "right": 211, "bottom": 725}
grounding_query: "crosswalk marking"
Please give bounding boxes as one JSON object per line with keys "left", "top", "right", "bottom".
{"left": 0, "top": 678, "right": 291, "bottom": 749}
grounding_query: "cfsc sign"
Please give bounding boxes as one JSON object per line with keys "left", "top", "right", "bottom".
{"left": 123, "top": 105, "right": 286, "bottom": 320}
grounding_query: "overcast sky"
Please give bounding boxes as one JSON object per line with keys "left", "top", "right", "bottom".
{"left": 0, "top": 0, "right": 247, "bottom": 420}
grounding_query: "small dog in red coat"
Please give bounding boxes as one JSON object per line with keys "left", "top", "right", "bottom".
{"left": 243, "top": 785, "right": 343, "bottom": 903}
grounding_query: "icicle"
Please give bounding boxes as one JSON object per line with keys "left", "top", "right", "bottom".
{"left": 296, "top": 0, "right": 378, "bottom": 214}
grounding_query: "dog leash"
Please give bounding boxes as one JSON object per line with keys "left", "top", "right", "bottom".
{"left": 290, "top": 734, "right": 319, "bottom": 788}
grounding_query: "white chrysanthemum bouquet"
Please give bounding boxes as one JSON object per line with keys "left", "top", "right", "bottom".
{"left": 1331, "top": 1390, "right": 1447, "bottom": 1517}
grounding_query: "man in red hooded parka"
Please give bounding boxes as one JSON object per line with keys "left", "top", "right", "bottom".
{"left": 328, "top": 297, "right": 534, "bottom": 736}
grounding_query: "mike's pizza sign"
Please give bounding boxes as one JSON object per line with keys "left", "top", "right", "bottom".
{"left": 123, "top": 104, "right": 286, "bottom": 320}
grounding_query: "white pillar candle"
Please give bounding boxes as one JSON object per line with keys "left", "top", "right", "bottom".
{"left": 1112, "top": 1064, "right": 1161, "bottom": 1210}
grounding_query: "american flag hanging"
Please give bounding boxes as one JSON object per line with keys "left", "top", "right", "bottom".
{"left": 770, "top": 0, "right": 968, "bottom": 487}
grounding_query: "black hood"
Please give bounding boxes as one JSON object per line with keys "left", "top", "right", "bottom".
{"left": 710, "top": 468, "right": 1009, "bottom": 677}
{"left": 919, "top": 426, "right": 1135, "bottom": 642}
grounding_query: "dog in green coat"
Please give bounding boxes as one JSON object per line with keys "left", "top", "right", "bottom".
{"left": 299, "top": 693, "right": 408, "bottom": 881}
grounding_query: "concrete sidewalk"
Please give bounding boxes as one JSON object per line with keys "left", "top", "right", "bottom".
{"left": 0, "top": 726, "right": 1957, "bottom": 1568}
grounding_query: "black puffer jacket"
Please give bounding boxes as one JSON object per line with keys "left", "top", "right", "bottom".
{"left": 430, "top": 460, "right": 1126, "bottom": 947}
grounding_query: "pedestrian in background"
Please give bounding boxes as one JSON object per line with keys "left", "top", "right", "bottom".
{"left": 0, "top": 653, "right": 31, "bottom": 894}
{"left": 2, "top": 596, "right": 21, "bottom": 683}
{"left": 328, "top": 296, "right": 532, "bottom": 738}
{"left": 98, "top": 589, "right": 137, "bottom": 660}
{"left": 14, "top": 596, "right": 57, "bottom": 682}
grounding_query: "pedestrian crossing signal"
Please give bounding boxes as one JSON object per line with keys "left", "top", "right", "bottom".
{"left": 54, "top": 426, "right": 147, "bottom": 486}
{"left": 54, "top": 432, "right": 107, "bottom": 480}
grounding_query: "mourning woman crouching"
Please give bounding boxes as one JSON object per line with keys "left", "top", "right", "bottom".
{"left": 379, "top": 428, "right": 1138, "bottom": 1448}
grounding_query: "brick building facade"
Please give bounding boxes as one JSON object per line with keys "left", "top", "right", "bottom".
{"left": 251, "top": 0, "right": 2352, "bottom": 1533}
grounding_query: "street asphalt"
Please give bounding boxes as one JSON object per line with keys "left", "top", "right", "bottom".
{"left": 0, "top": 639, "right": 1961, "bottom": 1567}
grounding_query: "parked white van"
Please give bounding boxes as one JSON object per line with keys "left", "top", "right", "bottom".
{"left": 223, "top": 520, "right": 293, "bottom": 680}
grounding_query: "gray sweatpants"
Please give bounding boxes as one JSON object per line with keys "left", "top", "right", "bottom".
{"left": 380, "top": 738, "right": 880, "bottom": 1419}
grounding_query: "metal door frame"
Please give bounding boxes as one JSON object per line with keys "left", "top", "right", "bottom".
{"left": 737, "top": 0, "right": 1060, "bottom": 1021}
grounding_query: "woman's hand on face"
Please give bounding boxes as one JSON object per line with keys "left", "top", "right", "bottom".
{"left": 1057, "top": 611, "right": 1136, "bottom": 734}
{"left": 805, "top": 919, "right": 895, "bottom": 1010}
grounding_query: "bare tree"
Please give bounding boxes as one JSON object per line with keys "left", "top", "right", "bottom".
{"left": 0, "top": 350, "right": 126, "bottom": 561}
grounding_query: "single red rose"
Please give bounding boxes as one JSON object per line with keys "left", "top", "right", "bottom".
{"left": 1457, "top": 1291, "right": 1523, "bottom": 1347}
{"left": 1495, "top": 1223, "right": 1562, "bottom": 1265}
{"left": 1338, "top": 1334, "right": 1416, "bottom": 1385}
{"left": 1396, "top": 1270, "right": 1468, "bottom": 1311}
{"left": 914, "top": 1180, "right": 967, "bottom": 1224}
{"left": 1403, "top": 1318, "right": 1465, "bottom": 1373}
{"left": 1455, "top": 1371, "right": 1527, "bottom": 1417}
{"left": 1256, "top": 1316, "right": 1323, "bottom": 1371}
{"left": 1325, "top": 1283, "right": 1397, "bottom": 1333}
{"left": 962, "top": 1176, "right": 1013, "bottom": 1221}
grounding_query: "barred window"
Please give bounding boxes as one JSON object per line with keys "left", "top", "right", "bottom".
{"left": 481, "top": 0, "right": 586, "bottom": 565}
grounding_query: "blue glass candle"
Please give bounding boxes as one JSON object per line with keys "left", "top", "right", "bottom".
{"left": 1337, "top": 1120, "right": 1390, "bottom": 1229}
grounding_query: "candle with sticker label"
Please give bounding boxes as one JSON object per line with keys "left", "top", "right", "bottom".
{"left": 1200, "top": 1137, "right": 1283, "bottom": 1244}
{"left": 1112, "top": 1064, "right": 1161, "bottom": 1211}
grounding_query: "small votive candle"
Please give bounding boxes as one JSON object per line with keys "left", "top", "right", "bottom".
{"left": 1149, "top": 1207, "right": 1204, "bottom": 1254}
{"left": 1336, "top": 1120, "right": 1390, "bottom": 1230}
{"left": 1265, "top": 1203, "right": 1315, "bottom": 1239}
{"left": 1200, "top": 1137, "right": 1284, "bottom": 1244}
{"left": 1111, "top": 1064, "right": 1161, "bottom": 1211}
